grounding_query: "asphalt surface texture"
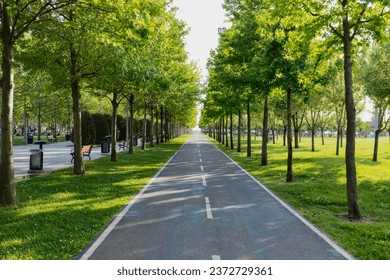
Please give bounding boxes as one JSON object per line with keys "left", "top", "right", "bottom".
{"left": 80, "top": 132, "right": 352, "bottom": 260}
{"left": 14, "top": 140, "right": 109, "bottom": 180}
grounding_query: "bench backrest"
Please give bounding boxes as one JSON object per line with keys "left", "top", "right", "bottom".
{"left": 82, "top": 145, "right": 93, "bottom": 154}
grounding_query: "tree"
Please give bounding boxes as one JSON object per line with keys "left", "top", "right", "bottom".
{"left": 287, "top": 0, "right": 390, "bottom": 219}
{"left": 360, "top": 42, "right": 390, "bottom": 162}
{"left": 1, "top": 0, "right": 76, "bottom": 206}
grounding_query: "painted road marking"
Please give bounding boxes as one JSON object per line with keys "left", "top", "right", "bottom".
{"left": 201, "top": 165, "right": 204, "bottom": 172}
{"left": 212, "top": 255, "right": 221, "bottom": 260}
{"left": 200, "top": 158, "right": 202, "bottom": 163}
{"left": 205, "top": 197, "right": 213, "bottom": 219}
{"left": 202, "top": 175, "right": 207, "bottom": 187}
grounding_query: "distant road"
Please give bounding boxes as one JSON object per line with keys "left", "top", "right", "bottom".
{"left": 80, "top": 132, "right": 352, "bottom": 260}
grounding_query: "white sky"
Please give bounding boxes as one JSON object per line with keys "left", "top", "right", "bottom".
{"left": 171, "top": 0, "right": 229, "bottom": 80}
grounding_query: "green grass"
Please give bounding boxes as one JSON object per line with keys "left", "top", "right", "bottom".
{"left": 0, "top": 135, "right": 189, "bottom": 260}
{"left": 211, "top": 134, "right": 390, "bottom": 260}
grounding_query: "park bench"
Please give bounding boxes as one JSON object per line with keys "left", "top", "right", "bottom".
{"left": 118, "top": 141, "right": 128, "bottom": 151}
{"left": 70, "top": 144, "right": 93, "bottom": 163}
{"left": 47, "top": 134, "right": 57, "bottom": 143}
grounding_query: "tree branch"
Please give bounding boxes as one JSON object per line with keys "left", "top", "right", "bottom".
{"left": 329, "top": 24, "right": 343, "bottom": 39}
{"left": 14, "top": 0, "right": 77, "bottom": 41}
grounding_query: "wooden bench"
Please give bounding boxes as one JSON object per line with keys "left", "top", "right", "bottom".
{"left": 70, "top": 144, "right": 93, "bottom": 163}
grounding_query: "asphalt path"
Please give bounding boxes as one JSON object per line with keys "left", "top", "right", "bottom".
{"left": 80, "top": 132, "right": 352, "bottom": 260}
{"left": 13, "top": 141, "right": 109, "bottom": 180}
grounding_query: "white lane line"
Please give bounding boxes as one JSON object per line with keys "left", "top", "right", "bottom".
{"left": 200, "top": 158, "right": 202, "bottom": 163}
{"left": 199, "top": 153, "right": 201, "bottom": 157}
{"left": 205, "top": 197, "right": 213, "bottom": 219}
{"left": 200, "top": 165, "right": 204, "bottom": 172}
{"left": 212, "top": 255, "right": 221, "bottom": 260}
{"left": 202, "top": 175, "right": 207, "bottom": 187}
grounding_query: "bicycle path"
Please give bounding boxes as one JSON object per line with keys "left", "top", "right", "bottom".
{"left": 80, "top": 132, "right": 352, "bottom": 260}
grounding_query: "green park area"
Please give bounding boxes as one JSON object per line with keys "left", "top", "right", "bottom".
{"left": 0, "top": 133, "right": 388, "bottom": 260}
{"left": 0, "top": 0, "right": 389, "bottom": 262}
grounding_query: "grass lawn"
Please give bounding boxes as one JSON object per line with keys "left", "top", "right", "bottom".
{"left": 0, "top": 135, "right": 189, "bottom": 260}
{"left": 210, "top": 134, "right": 390, "bottom": 260}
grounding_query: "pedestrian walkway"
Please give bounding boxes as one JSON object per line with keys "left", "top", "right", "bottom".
{"left": 13, "top": 141, "right": 109, "bottom": 180}
{"left": 80, "top": 132, "right": 353, "bottom": 260}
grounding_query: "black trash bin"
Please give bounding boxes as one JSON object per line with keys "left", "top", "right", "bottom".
{"left": 29, "top": 149, "right": 43, "bottom": 172}
{"left": 101, "top": 140, "right": 110, "bottom": 153}
{"left": 27, "top": 134, "right": 34, "bottom": 144}
{"left": 133, "top": 138, "right": 138, "bottom": 147}
{"left": 65, "top": 134, "right": 71, "bottom": 141}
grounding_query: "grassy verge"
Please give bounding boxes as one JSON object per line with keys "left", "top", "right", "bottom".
{"left": 0, "top": 135, "right": 189, "bottom": 260}
{"left": 210, "top": 135, "right": 390, "bottom": 260}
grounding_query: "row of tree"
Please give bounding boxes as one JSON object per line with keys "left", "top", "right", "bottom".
{"left": 202, "top": 0, "right": 390, "bottom": 220}
{"left": 1, "top": 1, "right": 200, "bottom": 206}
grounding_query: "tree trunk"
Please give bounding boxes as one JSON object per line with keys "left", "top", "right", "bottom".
{"left": 372, "top": 108, "right": 386, "bottom": 162}
{"left": 237, "top": 109, "right": 242, "bottom": 152}
{"left": 261, "top": 96, "right": 269, "bottom": 166}
{"left": 70, "top": 42, "right": 85, "bottom": 175}
{"left": 221, "top": 116, "right": 225, "bottom": 145}
{"left": 164, "top": 110, "right": 169, "bottom": 141}
{"left": 372, "top": 130, "right": 380, "bottom": 162}
{"left": 128, "top": 94, "right": 134, "bottom": 154}
{"left": 225, "top": 115, "right": 229, "bottom": 147}
{"left": 37, "top": 102, "right": 42, "bottom": 140}
{"left": 311, "top": 127, "right": 315, "bottom": 152}
{"left": 150, "top": 106, "right": 154, "bottom": 148}
{"left": 110, "top": 90, "right": 118, "bottom": 162}
{"left": 155, "top": 107, "right": 160, "bottom": 145}
{"left": 160, "top": 105, "right": 164, "bottom": 143}
{"left": 336, "top": 127, "right": 340, "bottom": 156}
{"left": 247, "top": 101, "right": 251, "bottom": 157}
{"left": 286, "top": 89, "right": 293, "bottom": 182}
{"left": 142, "top": 100, "right": 147, "bottom": 150}
{"left": 292, "top": 113, "right": 299, "bottom": 148}
{"left": 230, "top": 111, "right": 234, "bottom": 150}
{"left": 0, "top": 7, "right": 17, "bottom": 205}
{"left": 343, "top": 14, "right": 362, "bottom": 219}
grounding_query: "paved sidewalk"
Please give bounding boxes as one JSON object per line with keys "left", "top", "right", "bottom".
{"left": 13, "top": 141, "right": 110, "bottom": 180}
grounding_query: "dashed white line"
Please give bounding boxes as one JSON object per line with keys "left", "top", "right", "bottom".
{"left": 200, "top": 158, "right": 202, "bottom": 163}
{"left": 200, "top": 165, "right": 204, "bottom": 172}
{"left": 212, "top": 255, "right": 221, "bottom": 260}
{"left": 202, "top": 175, "right": 207, "bottom": 187}
{"left": 205, "top": 197, "right": 213, "bottom": 219}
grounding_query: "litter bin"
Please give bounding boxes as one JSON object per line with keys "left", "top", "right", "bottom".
{"left": 29, "top": 149, "right": 43, "bottom": 172}
{"left": 65, "top": 134, "right": 71, "bottom": 141}
{"left": 133, "top": 138, "right": 138, "bottom": 147}
{"left": 101, "top": 140, "right": 110, "bottom": 153}
{"left": 27, "top": 134, "right": 34, "bottom": 144}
